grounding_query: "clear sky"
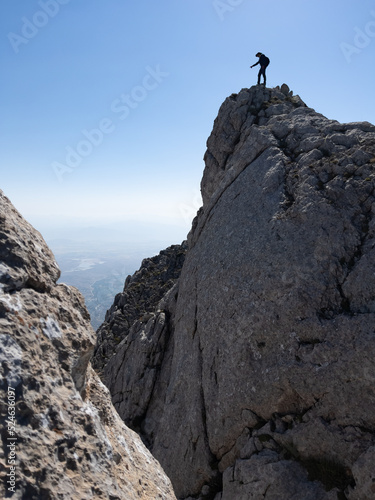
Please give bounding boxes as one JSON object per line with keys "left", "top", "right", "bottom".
{"left": 1, "top": 0, "right": 375, "bottom": 244}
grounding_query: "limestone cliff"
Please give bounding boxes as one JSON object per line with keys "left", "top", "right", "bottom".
{"left": 0, "top": 191, "right": 176, "bottom": 499}
{"left": 92, "top": 242, "right": 187, "bottom": 379}
{"left": 97, "top": 85, "right": 375, "bottom": 500}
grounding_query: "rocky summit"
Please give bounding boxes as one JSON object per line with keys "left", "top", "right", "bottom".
{"left": 97, "top": 85, "right": 375, "bottom": 500}
{"left": 0, "top": 191, "right": 176, "bottom": 499}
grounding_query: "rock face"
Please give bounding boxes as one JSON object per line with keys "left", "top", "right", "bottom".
{"left": 92, "top": 243, "right": 187, "bottom": 378}
{"left": 97, "top": 85, "right": 375, "bottom": 500}
{"left": 0, "top": 191, "right": 176, "bottom": 500}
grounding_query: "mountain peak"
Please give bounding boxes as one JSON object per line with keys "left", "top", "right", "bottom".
{"left": 3, "top": 83, "right": 375, "bottom": 499}
{"left": 96, "top": 88, "right": 375, "bottom": 499}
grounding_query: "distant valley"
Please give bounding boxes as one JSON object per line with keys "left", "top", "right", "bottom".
{"left": 55, "top": 250, "right": 130, "bottom": 329}
{"left": 50, "top": 240, "right": 179, "bottom": 330}
{"left": 37, "top": 220, "right": 188, "bottom": 330}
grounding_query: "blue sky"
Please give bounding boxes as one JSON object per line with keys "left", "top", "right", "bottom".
{"left": 1, "top": 0, "right": 375, "bottom": 244}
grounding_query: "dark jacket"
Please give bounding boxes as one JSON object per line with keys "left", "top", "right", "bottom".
{"left": 254, "top": 54, "right": 270, "bottom": 67}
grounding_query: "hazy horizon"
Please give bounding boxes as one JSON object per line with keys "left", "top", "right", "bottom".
{"left": 31, "top": 214, "right": 193, "bottom": 247}
{"left": 31, "top": 214, "right": 192, "bottom": 330}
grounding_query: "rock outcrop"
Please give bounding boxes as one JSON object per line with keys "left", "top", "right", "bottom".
{"left": 0, "top": 191, "right": 176, "bottom": 499}
{"left": 97, "top": 85, "right": 375, "bottom": 500}
{"left": 92, "top": 243, "right": 187, "bottom": 378}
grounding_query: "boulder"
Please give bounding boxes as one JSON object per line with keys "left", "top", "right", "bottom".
{"left": 0, "top": 191, "right": 176, "bottom": 500}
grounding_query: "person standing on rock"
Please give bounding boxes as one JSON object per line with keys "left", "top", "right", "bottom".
{"left": 250, "top": 52, "right": 270, "bottom": 86}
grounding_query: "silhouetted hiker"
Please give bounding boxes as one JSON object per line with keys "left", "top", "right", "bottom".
{"left": 250, "top": 52, "right": 270, "bottom": 86}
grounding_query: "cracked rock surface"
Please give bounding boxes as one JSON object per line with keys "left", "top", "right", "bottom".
{"left": 97, "top": 85, "right": 375, "bottom": 500}
{"left": 92, "top": 243, "right": 187, "bottom": 379}
{"left": 0, "top": 191, "right": 176, "bottom": 500}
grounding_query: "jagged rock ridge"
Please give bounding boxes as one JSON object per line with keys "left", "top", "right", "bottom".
{"left": 92, "top": 242, "right": 187, "bottom": 378}
{"left": 96, "top": 84, "right": 375, "bottom": 500}
{"left": 0, "top": 191, "right": 176, "bottom": 500}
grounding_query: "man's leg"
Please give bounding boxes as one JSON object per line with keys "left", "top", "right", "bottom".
{"left": 261, "top": 66, "right": 266, "bottom": 86}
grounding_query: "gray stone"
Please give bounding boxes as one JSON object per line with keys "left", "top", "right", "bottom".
{"left": 0, "top": 190, "right": 60, "bottom": 293}
{"left": 221, "top": 451, "right": 338, "bottom": 500}
{"left": 92, "top": 242, "right": 187, "bottom": 377}
{"left": 280, "top": 83, "right": 290, "bottom": 95}
{"left": 96, "top": 85, "right": 375, "bottom": 499}
{"left": 0, "top": 191, "right": 176, "bottom": 500}
{"left": 347, "top": 446, "right": 375, "bottom": 499}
